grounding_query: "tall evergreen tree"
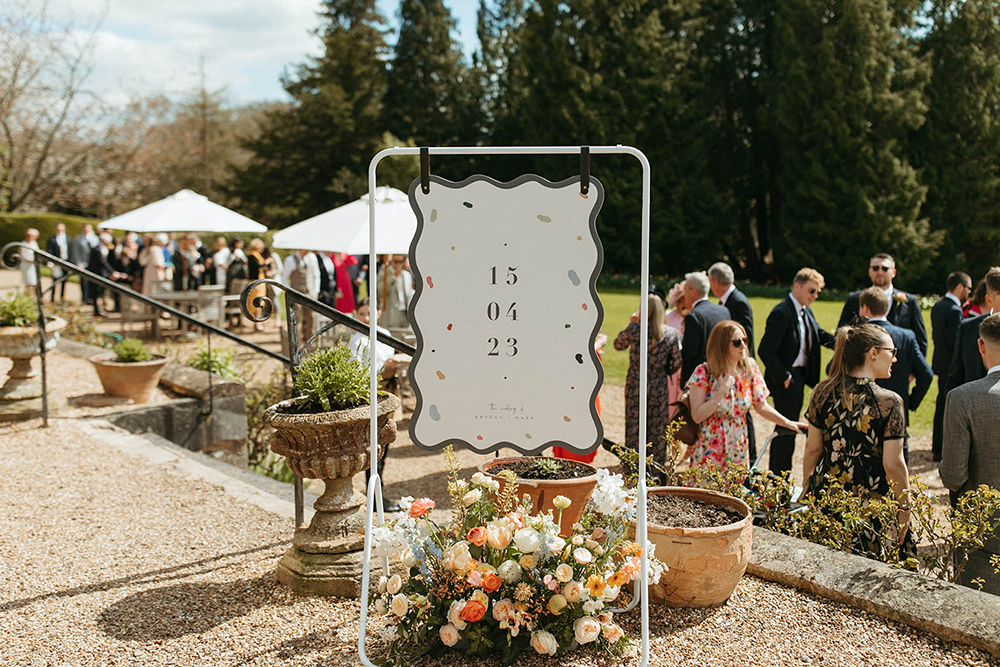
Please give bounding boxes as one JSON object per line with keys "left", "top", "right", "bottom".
{"left": 383, "top": 0, "right": 479, "bottom": 152}
{"left": 769, "top": 0, "right": 938, "bottom": 288}
{"left": 914, "top": 0, "right": 1000, "bottom": 290}
{"left": 227, "top": 0, "right": 389, "bottom": 226}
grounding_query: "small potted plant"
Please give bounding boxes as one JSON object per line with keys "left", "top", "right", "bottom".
{"left": 479, "top": 455, "right": 599, "bottom": 535}
{"left": 263, "top": 345, "right": 400, "bottom": 596}
{"left": 91, "top": 338, "right": 169, "bottom": 404}
{"left": 0, "top": 293, "right": 66, "bottom": 401}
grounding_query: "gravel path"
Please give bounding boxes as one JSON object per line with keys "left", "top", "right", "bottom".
{"left": 0, "top": 417, "right": 991, "bottom": 666}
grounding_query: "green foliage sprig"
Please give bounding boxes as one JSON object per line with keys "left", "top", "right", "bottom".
{"left": 293, "top": 345, "right": 376, "bottom": 413}
{"left": 0, "top": 293, "right": 39, "bottom": 326}
{"left": 112, "top": 338, "right": 152, "bottom": 363}
{"left": 188, "top": 346, "right": 241, "bottom": 381}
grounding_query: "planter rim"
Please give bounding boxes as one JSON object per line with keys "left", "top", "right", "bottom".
{"left": 264, "top": 392, "right": 400, "bottom": 426}
{"left": 0, "top": 315, "right": 67, "bottom": 336}
{"left": 480, "top": 455, "right": 599, "bottom": 488}
{"left": 636, "top": 486, "right": 753, "bottom": 538}
{"left": 90, "top": 352, "right": 169, "bottom": 367}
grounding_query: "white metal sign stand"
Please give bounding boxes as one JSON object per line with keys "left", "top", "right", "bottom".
{"left": 357, "top": 145, "right": 652, "bottom": 667}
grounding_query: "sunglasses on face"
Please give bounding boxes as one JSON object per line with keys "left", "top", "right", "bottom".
{"left": 731, "top": 338, "right": 747, "bottom": 349}
{"left": 870, "top": 265, "right": 893, "bottom": 272}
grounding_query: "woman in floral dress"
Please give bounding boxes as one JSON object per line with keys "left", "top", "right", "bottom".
{"left": 688, "top": 321, "right": 806, "bottom": 470}
{"left": 614, "top": 292, "right": 682, "bottom": 468}
{"left": 801, "top": 323, "right": 910, "bottom": 549}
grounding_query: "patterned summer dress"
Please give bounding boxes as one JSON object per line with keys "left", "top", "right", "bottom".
{"left": 614, "top": 322, "right": 682, "bottom": 466}
{"left": 687, "top": 360, "right": 768, "bottom": 470}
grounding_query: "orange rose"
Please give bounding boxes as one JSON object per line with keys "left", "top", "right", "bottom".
{"left": 459, "top": 599, "right": 487, "bottom": 623}
{"left": 467, "top": 526, "right": 487, "bottom": 547}
{"left": 481, "top": 572, "right": 503, "bottom": 593}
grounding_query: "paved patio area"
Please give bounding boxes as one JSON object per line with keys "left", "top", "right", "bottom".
{"left": 0, "top": 416, "right": 993, "bottom": 667}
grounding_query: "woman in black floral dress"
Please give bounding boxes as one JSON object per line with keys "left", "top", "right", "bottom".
{"left": 614, "top": 292, "right": 682, "bottom": 468}
{"left": 802, "top": 323, "right": 911, "bottom": 550}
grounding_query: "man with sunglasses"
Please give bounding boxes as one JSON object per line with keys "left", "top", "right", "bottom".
{"left": 838, "top": 253, "right": 928, "bottom": 356}
{"left": 759, "top": 268, "right": 836, "bottom": 474}
{"left": 858, "top": 287, "right": 933, "bottom": 461}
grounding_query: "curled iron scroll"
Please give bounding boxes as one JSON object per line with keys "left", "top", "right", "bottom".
{"left": 239, "top": 277, "right": 286, "bottom": 322}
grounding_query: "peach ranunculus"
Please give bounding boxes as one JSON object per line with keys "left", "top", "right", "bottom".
{"left": 467, "top": 526, "right": 487, "bottom": 547}
{"left": 482, "top": 572, "right": 503, "bottom": 593}
{"left": 562, "top": 580, "right": 584, "bottom": 602}
{"left": 506, "top": 511, "right": 525, "bottom": 529}
{"left": 443, "top": 542, "right": 475, "bottom": 575}
{"left": 602, "top": 621, "right": 624, "bottom": 643}
{"left": 492, "top": 598, "right": 516, "bottom": 622}
{"left": 573, "top": 616, "right": 601, "bottom": 644}
{"left": 555, "top": 563, "right": 574, "bottom": 583}
{"left": 409, "top": 497, "right": 435, "bottom": 518}
{"left": 585, "top": 574, "right": 606, "bottom": 598}
{"left": 459, "top": 599, "right": 487, "bottom": 623}
{"left": 485, "top": 519, "right": 513, "bottom": 550}
{"left": 447, "top": 600, "right": 468, "bottom": 630}
{"left": 439, "top": 623, "right": 461, "bottom": 647}
{"left": 467, "top": 570, "right": 483, "bottom": 587}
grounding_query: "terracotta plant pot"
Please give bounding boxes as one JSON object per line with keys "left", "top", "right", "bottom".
{"left": 91, "top": 353, "right": 169, "bottom": 404}
{"left": 479, "top": 456, "right": 598, "bottom": 535}
{"left": 632, "top": 486, "right": 753, "bottom": 608}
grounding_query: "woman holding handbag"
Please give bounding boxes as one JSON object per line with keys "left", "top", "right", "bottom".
{"left": 614, "top": 290, "right": 682, "bottom": 469}
{"left": 688, "top": 321, "right": 806, "bottom": 470}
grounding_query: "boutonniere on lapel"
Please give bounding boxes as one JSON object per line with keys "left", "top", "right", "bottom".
{"left": 894, "top": 292, "right": 908, "bottom": 304}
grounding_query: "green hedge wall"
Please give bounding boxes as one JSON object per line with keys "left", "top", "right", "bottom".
{"left": 0, "top": 213, "right": 98, "bottom": 252}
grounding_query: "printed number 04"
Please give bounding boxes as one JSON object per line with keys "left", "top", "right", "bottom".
{"left": 487, "top": 337, "right": 518, "bottom": 357}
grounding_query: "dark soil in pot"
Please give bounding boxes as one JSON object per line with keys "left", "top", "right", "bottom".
{"left": 489, "top": 458, "right": 595, "bottom": 480}
{"left": 647, "top": 493, "right": 743, "bottom": 529}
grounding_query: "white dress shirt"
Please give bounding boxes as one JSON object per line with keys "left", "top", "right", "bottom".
{"left": 719, "top": 284, "right": 736, "bottom": 305}
{"left": 281, "top": 251, "right": 320, "bottom": 295}
{"left": 790, "top": 292, "right": 809, "bottom": 368}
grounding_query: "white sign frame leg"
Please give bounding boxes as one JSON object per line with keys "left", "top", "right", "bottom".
{"left": 357, "top": 145, "right": 652, "bottom": 667}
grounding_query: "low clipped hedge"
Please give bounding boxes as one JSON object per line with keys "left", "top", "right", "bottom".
{"left": 0, "top": 212, "right": 98, "bottom": 252}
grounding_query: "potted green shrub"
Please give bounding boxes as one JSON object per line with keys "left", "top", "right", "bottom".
{"left": 0, "top": 293, "right": 66, "bottom": 401}
{"left": 91, "top": 338, "right": 169, "bottom": 404}
{"left": 263, "top": 345, "right": 400, "bottom": 597}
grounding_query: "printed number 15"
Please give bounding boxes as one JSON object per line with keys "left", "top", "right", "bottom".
{"left": 489, "top": 266, "right": 517, "bottom": 285}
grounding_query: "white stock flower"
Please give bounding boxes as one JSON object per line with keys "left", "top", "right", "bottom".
{"left": 530, "top": 630, "right": 559, "bottom": 656}
{"left": 573, "top": 616, "right": 602, "bottom": 644}
{"left": 382, "top": 624, "right": 398, "bottom": 641}
{"left": 398, "top": 496, "right": 415, "bottom": 512}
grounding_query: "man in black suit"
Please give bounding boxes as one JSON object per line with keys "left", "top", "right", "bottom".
{"left": 709, "top": 261, "right": 758, "bottom": 459}
{"left": 758, "top": 268, "right": 836, "bottom": 475}
{"left": 948, "top": 267, "right": 1000, "bottom": 392}
{"left": 838, "top": 252, "right": 928, "bottom": 356}
{"left": 858, "top": 287, "right": 933, "bottom": 461}
{"left": 930, "top": 271, "right": 972, "bottom": 460}
{"left": 680, "top": 270, "right": 730, "bottom": 384}
{"left": 44, "top": 223, "right": 70, "bottom": 302}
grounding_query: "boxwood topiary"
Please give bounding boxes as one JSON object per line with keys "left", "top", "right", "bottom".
{"left": 0, "top": 293, "right": 40, "bottom": 327}
{"left": 112, "top": 338, "right": 152, "bottom": 363}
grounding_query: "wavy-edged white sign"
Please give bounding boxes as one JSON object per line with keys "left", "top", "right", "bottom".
{"left": 407, "top": 174, "right": 604, "bottom": 455}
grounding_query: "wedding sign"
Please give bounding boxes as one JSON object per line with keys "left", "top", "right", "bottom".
{"left": 407, "top": 174, "right": 605, "bottom": 455}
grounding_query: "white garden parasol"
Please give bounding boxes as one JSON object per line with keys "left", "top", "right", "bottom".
{"left": 97, "top": 189, "right": 267, "bottom": 233}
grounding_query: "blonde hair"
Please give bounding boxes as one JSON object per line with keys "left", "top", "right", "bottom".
{"left": 647, "top": 293, "right": 665, "bottom": 344}
{"left": 793, "top": 267, "right": 825, "bottom": 289}
{"left": 248, "top": 238, "right": 265, "bottom": 253}
{"left": 705, "top": 321, "right": 749, "bottom": 377}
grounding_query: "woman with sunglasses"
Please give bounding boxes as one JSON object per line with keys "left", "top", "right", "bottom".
{"left": 800, "top": 324, "right": 911, "bottom": 550}
{"left": 688, "top": 321, "right": 807, "bottom": 470}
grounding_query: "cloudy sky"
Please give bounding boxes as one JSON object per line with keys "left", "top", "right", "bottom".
{"left": 43, "top": 0, "right": 479, "bottom": 105}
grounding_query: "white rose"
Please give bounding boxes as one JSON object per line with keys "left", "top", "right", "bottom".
{"left": 562, "top": 580, "right": 584, "bottom": 602}
{"left": 573, "top": 616, "right": 601, "bottom": 644}
{"left": 497, "top": 559, "right": 522, "bottom": 583}
{"left": 374, "top": 599, "right": 387, "bottom": 615}
{"left": 514, "top": 527, "right": 542, "bottom": 553}
{"left": 463, "top": 489, "right": 482, "bottom": 506}
{"left": 530, "top": 630, "right": 559, "bottom": 656}
{"left": 555, "top": 563, "right": 574, "bottom": 583}
{"left": 602, "top": 622, "right": 624, "bottom": 643}
{"left": 386, "top": 574, "right": 402, "bottom": 595}
{"left": 401, "top": 548, "right": 419, "bottom": 568}
{"left": 573, "top": 547, "right": 593, "bottom": 564}
{"left": 447, "top": 600, "right": 468, "bottom": 630}
{"left": 471, "top": 472, "right": 488, "bottom": 486}
{"left": 390, "top": 593, "right": 408, "bottom": 618}
{"left": 439, "top": 623, "right": 461, "bottom": 647}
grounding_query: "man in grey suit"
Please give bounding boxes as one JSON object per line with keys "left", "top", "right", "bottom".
{"left": 940, "top": 313, "right": 1000, "bottom": 595}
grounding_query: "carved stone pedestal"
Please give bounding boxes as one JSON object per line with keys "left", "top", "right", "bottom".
{"left": 0, "top": 316, "right": 67, "bottom": 421}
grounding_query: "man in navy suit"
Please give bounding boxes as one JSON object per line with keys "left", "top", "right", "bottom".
{"left": 858, "top": 287, "right": 933, "bottom": 461}
{"left": 930, "top": 272, "right": 972, "bottom": 460}
{"left": 709, "top": 261, "right": 757, "bottom": 460}
{"left": 758, "top": 268, "right": 836, "bottom": 475}
{"left": 948, "top": 267, "right": 1000, "bottom": 392}
{"left": 680, "top": 270, "right": 730, "bottom": 385}
{"left": 838, "top": 253, "right": 928, "bottom": 356}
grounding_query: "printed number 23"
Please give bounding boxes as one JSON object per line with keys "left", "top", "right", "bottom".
{"left": 487, "top": 337, "right": 518, "bottom": 357}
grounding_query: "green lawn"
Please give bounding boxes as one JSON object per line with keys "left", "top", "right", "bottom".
{"left": 598, "top": 291, "right": 936, "bottom": 437}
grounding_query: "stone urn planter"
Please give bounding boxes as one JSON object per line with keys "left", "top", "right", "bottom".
{"left": 91, "top": 353, "right": 169, "bottom": 404}
{"left": 632, "top": 486, "right": 753, "bottom": 608}
{"left": 480, "top": 456, "right": 599, "bottom": 535}
{"left": 0, "top": 315, "right": 66, "bottom": 402}
{"left": 265, "top": 391, "right": 400, "bottom": 597}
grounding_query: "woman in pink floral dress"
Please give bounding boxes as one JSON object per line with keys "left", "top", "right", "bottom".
{"left": 687, "top": 321, "right": 807, "bottom": 469}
